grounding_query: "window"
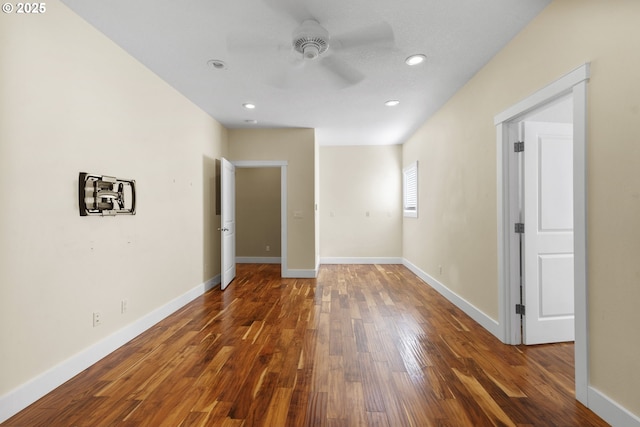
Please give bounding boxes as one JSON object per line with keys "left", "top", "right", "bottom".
{"left": 403, "top": 161, "right": 418, "bottom": 217}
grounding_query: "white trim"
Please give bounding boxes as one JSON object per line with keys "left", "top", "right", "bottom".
{"left": 282, "top": 268, "right": 317, "bottom": 278}
{"left": 0, "top": 275, "right": 221, "bottom": 423}
{"left": 496, "top": 121, "right": 523, "bottom": 345}
{"left": 232, "top": 161, "right": 289, "bottom": 279}
{"left": 572, "top": 80, "right": 589, "bottom": 403}
{"left": 281, "top": 165, "right": 288, "bottom": 277}
{"left": 494, "top": 64, "right": 591, "bottom": 125}
{"left": 236, "top": 256, "right": 282, "bottom": 264}
{"left": 204, "top": 275, "right": 221, "bottom": 292}
{"left": 495, "top": 63, "right": 591, "bottom": 405}
{"left": 232, "top": 160, "right": 287, "bottom": 168}
{"left": 588, "top": 387, "right": 640, "bottom": 427}
{"left": 320, "top": 257, "right": 403, "bottom": 265}
{"left": 403, "top": 258, "right": 501, "bottom": 338}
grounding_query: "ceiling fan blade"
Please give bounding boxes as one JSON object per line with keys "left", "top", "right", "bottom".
{"left": 333, "top": 21, "right": 395, "bottom": 50}
{"left": 319, "top": 55, "right": 364, "bottom": 88}
{"left": 267, "top": 57, "right": 306, "bottom": 89}
{"left": 227, "top": 33, "right": 287, "bottom": 55}
{"left": 262, "top": 0, "right": 314, "bottom": 24}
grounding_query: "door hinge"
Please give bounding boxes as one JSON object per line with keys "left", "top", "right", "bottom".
{"left": 514, "top": 141, "right": 524, "bottom": 152}
{"left": 514, "top": 223, "right": 525, "bottom": 234}
{"left": 515, "top": 304, "right": 526, "bottom": 315}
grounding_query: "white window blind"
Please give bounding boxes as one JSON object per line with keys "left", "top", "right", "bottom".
{"left": 403, "top": 161, "right": 418, "bottom": 217}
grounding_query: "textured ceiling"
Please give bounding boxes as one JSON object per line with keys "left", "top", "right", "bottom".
{"left": 60, "top": 0, "right": 551, "bottom": 146}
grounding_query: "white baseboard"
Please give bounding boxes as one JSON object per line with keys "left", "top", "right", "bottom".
{"left": 0, "top": 275, "right": 221, "bottom": 423}
{"left": 589, "top": 386, "right": 640, "bottom": 427}
{"left": 204, "top": 275, "right": 221, "bottom": 292}
{"left": 236, "top": 256, "right": 282, "bottom": 264}
{"left": 234, "top": 257, "right": 316, "bottom": 278}
{"left": 320, "top": 257, "right": 403, "bottom": 265}
{"left": 282, "top": 268, "right": 318, "bottom": 278}
{"left": 402, "top": 258, "right": 501, "bottom": 339}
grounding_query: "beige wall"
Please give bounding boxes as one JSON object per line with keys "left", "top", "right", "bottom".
{"left": 0, "top": 1, "right": 226, "bottom": 398}
{"left": 320, "top": 145, "right": 402, "bottom": 259}
{"left": 403, "top": 0, "right": 640, "bottom": 416}
{"left": 236, "top": 168, "right": 281, "bottom": 257}
{"left": 228, "top": 128, "right": 316, "bottom": 272}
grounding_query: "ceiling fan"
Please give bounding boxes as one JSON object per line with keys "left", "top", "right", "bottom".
{"left": 227, "top": 2, "right": 395, "bottom": 89}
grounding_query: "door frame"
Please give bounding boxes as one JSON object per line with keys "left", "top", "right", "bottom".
{"left": 494, "top": 63, "right": 590, "bottom": 404}
{"left": 232, "top": 160, "right": 289, "bottom": 277}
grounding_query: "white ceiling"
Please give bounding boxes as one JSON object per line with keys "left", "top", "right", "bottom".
{"left": 60, "top": 0, "right": 551, "bottom": 146}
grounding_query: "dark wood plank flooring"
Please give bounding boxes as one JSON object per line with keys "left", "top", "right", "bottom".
{"left": 2, "top": 264, "right": 608, "bottom": 426}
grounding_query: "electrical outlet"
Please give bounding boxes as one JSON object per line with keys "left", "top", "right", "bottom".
{"left": 266, "top": 245, "right": 270, "bottom": 252}
{"left": 93, "top": 311, "right": 102, "bottom": 327}
{"left": 438, "top": 265, "right": 443, "bottom": 275}
{"left": 121, "top": 299, "right": 128, "bottom": 314}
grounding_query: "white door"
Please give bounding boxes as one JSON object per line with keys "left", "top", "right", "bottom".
{"left": 523, "top": 121, "right": 574, "bottom": 345}
{"left": 220, "top": 157, "right": 236, "bottom": 290}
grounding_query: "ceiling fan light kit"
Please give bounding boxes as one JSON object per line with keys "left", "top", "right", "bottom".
{"left": 293, "top": 19, "right": 330, "bottom": 60}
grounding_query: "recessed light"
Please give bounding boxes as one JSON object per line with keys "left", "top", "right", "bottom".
{"left": 207, "top": 59, "right": 227, "bottom": 70}
{"left": 385, "top": 100, "right": 400, "bottom": 107}
{"left": 242, "top": 103, "right": 256, "bottom": 109}
{"left": 405, "top": 54, "right": 427, "bottom": 66}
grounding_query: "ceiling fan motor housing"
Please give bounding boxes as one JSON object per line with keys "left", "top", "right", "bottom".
{"left": 293, "top": 19, "right": 330, "bottom": 60}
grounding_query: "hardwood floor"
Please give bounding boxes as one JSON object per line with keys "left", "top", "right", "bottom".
{"left": 3, "top": 264, "right": 608, "bottom": 426}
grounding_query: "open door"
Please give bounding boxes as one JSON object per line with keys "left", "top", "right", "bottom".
{"left": 523, "top": 121, "right": 574, "bottom": 344}
{"left": 220, "top": 157, "right": 236, "bottom": 290}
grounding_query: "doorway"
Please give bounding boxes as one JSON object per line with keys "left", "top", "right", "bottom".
{"left": 235, "top": 167, "right": 282, "bottom": 264}
{"left": 495, "top": 63, "right": 590, "bottom": 404}
{"left": 231, "top": 160, "right": 289, "bottom": 277}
